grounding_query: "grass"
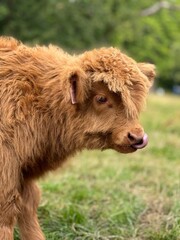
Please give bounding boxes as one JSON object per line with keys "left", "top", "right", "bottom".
{"left": 14, "top": 94, "right": 180, "bottom": 240}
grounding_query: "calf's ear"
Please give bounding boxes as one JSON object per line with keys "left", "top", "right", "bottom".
{"left": 68, "top": 68, "right": 88, "bottom": 104}
{"left": 137, "top": 63, "right": 156, "bottom": 86}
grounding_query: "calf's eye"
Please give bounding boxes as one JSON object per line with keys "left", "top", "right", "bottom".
{"left": 96, "top": 95, "right": 108, "bottom": 104}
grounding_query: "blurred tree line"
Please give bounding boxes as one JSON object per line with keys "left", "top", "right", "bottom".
{"left": 0, "top": 0, "right": 179, "bottom": 89}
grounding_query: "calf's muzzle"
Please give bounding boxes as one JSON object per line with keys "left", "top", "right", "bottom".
{"left": 128, "top": 132, "right": 149, "bottom": 149}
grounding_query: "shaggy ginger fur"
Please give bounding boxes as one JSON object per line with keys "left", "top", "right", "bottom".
{"left": 0, "top": 37, "right": 155, "bottom": 240}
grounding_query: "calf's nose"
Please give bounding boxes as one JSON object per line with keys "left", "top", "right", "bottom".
{"left": 128, "top": 132, "right": 148, "bottom": 149}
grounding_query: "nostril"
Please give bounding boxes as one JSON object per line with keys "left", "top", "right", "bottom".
{"left": 128, "top": 132, "right": 139, "bottom": 143}
{"left": 128, "top": 133, "right": 135, "bottom": 142}
{"left": 128, "top": 132, "right": 144, "bottom": 145}
{"left": 131, "top": 133, "right": 149, "bottom": 149}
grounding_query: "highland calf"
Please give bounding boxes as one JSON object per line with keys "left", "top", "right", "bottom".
{"left": 0, "top": 37, "right": 155, "bottom": 240}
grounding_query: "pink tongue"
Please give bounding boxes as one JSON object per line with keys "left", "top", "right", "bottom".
{"left": 132, "top": 133, "right": 148, "bottom": 149}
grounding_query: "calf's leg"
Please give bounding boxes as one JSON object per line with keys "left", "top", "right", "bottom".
{"left": 0, "top": 147, "right": 21, "bottom": 240}
{"left": 18, "top": 180, "right": 45, "bottom": 240}
{"left": 0, "top": 191, "right": 21, "bottom": 240}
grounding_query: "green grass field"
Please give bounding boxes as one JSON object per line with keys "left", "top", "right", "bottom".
{"left": 15, "top": 94, "right": 180, "bottom": 240}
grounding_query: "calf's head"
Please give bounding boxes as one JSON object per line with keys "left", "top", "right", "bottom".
{"left": 66, "top": 48, "right": 155, "bottom": 154}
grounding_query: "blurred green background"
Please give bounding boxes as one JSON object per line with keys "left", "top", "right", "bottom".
{"left": 0, "top": 0, "right": 180, "bottom": 90}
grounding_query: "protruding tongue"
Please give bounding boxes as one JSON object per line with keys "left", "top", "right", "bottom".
{"left": 132, "top": 133, "right": 148, "bottom": 149}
